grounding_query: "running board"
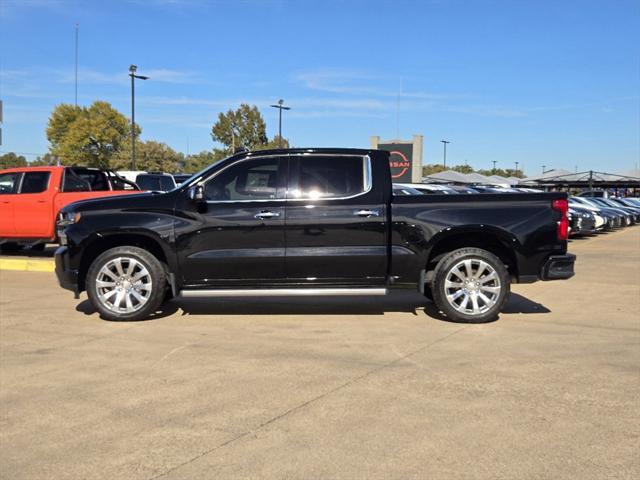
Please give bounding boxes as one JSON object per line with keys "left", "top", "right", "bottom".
{"left": 179, "top": 288, "right": 388, "bottom": 298}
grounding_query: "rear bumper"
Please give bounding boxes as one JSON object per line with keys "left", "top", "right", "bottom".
{"left": 54, "top": 246, "right": 79, "bottom": 295}
{"left": 541, "top": 253, "right": 576, "bottom": 280}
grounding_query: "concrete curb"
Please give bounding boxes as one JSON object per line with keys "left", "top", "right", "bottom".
{"left": 0, "top": 258, "right": 55, "bottom": 272}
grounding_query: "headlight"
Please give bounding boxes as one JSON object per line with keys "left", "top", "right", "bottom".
{"left": 57, "top": 211, "right": 82, "bottom": 226}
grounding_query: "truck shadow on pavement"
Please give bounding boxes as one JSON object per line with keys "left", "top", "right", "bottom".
{"left": 0, "top": 245, "right": 57, "bottom": 258}
{"left": 76, "top": 291, "right": 550, "bottom": 323}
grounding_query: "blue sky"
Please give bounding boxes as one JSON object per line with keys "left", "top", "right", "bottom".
{"left": 1, "top": 0, "right": 638, "bottom": 175}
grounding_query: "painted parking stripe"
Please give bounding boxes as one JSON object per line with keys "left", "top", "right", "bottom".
{"left": 0, "top": 258, "right": 55, "bottom": 272}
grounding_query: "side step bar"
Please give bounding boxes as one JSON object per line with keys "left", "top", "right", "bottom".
{"left": 179, "top": 288, "right": 388, "bottom": 298}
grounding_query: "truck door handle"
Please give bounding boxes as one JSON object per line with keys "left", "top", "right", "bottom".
{"left": 255, "top": 210, "right": 280, "bottom": 219}
{"left": 354, "top": 209, "right": 379, "bottom": 217}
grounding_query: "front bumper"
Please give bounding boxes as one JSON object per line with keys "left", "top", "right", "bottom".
{"left": 541, "top": 253, "right": 576, "bottom": 280}
{"left": 54, "top": 246, "right": 80, "bottom": 296}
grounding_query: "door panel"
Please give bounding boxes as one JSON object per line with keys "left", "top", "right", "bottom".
{"left": 285, "top": 155, "right": 388, "bottom": 282}
{"left": 176, "top": 156, "right": 287, "bottom": 286}
{"left": 0, "top": 198, "right": 16, "bottom": 236}
{"left": 178, "top": 203, "right": 286, "bottom": 284}
{"left": 13, "top": 172, "right": 53, "bottom": 238}
{"left": 285, "top": 203, "right": 387, "bottom": 281}
{"left": 0, "top": 172, "right": 20, "bottom": 236}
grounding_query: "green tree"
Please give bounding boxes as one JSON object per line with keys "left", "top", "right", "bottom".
{"left": 211, "top": 104, "right": 288, "bottom": 153}
{"left": 183, "top": 150, "right": 223, "bottom": 173}
{"left": 30, "top": 153, "right": 57, "bottom": 166}
{"left": 111, "top": 140, "right": 184, "bottom": 172}
{"left": 253, "top": 135, "right": 290, "bottom": 151}
{"left": 477, "top": 168, "right": 524, "bottom": 178}
{"left": 450, "top": 164, "right": 474, "bottom": 174}
{"left": 211, "top": 104, "right": 268, "bottom": 152}
{"left": 46, "top": 101, "right": 133, "bottom": 168}
{"left": 422, "top": 164, "right": 447, "bottom": 176}
{"left": 0, "top": 152, "right": 27, "bottom": 169}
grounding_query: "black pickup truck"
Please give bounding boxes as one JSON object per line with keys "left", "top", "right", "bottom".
{"left": 55, "top": 148, "right": 575, "bottom": 323}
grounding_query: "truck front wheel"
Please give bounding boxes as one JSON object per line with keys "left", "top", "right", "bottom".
{"left": 86, "top": 246, "right": 167, "bottom": 321}
{"left": 431, "top": 248, "right": 510, "bottom": 323}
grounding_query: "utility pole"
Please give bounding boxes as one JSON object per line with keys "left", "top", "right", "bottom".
{"left": 440, "top": 140, "right": 450, "bottom": 168}
{"left": 129, "top": 65, "right": 149, "bottom": 170}
{"left": 74, "top": 23, "right": 79, "bottom": 106}
{"left": 270, "top": 99, "right": 291, "bottom": 148}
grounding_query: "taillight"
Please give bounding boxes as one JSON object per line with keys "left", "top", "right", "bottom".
{"left": 552, "top": 198, "right": 569, "bottom": 241}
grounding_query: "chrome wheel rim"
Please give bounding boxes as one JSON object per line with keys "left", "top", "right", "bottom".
{"left": 96, "top": 257, "right": 152, "bottom": 314}
{"left": 444, "top": 259, "right": 501, "bottom": 316}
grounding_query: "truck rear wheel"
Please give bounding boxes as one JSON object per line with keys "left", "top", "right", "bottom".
{"left": 431, "top": 248, "right": 510, "bottom": 323}
{"left": 86, "top": 246, "right": 167, "bottom": 321}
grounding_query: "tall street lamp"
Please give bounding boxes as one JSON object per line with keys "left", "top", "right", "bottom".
{"left": 270, "top": 99, "right": 290, "bottom": 148}
{"left": 440, "top": 140, "right": 450, "bottom": 168}
{"left": 515, "top": 161, "right": 519, "bottom": 176}
{"left": 129, "top": 65, "right": 149, "bottom": 170}
{"left": 492, "top": 160, "right": 497, "bottom": 173}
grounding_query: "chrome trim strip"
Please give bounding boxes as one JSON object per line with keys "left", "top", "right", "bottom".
{"left": 179, "top": 288, "right": 388, "bottom": 298}
{"left": 199, "top": 153, "right": 373, "bottom": 204}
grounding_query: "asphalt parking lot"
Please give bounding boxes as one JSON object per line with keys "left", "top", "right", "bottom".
{"left": 1, "top": 228, "right": 638, "bottom": 479}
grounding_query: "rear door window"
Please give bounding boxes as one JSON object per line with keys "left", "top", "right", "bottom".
{"left": 20, "top": 172, "right": 51, "bottom": 194}
{"left": 291, "top": 155, "right": 368, "bottom": 199}
{"left": 160, "top": 176, "right": 175, "bottom": 191}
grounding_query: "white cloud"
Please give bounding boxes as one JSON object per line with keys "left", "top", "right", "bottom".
{"left": 294, "top": 68, "right": 460, "bottom": 100}
{"left": 53, "top": 67, "right": 200, "bottom": 85}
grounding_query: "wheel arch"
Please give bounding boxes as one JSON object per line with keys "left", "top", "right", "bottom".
{"left": 424, "top": 226, "right": 521, "bottom": 281}
{"left": 77, "top": 232, "right": 171, "bottom": 292}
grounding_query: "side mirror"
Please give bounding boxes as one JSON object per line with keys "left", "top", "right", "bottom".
{"left": 189, "top": 184, "right": 208, "bottom": 213}
{"left": 189, "top": 184, "right": 205, "bottom": 202}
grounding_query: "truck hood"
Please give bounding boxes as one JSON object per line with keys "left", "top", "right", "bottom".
{"left": 61, "top": 191, "right": 167, "bottom": 213}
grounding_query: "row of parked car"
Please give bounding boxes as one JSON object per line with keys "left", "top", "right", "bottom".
{"left": 392, "top": 183, "right": 640, "bottom": 237}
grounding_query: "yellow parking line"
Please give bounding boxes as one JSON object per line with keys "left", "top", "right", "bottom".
{"left": 0, "top": 258, "right": 55, "bottom": 272}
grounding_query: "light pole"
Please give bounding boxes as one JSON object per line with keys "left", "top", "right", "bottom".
{"left": 542, "top": 165, "right": 546, "bottom": 174}
{"left": 515, "top": 161, "right": 519, "bottom": 177}
{"left": 270, "top": 99, "right": 290, "bottom": 148}
{"left": 492, "top": 160, "right": 497, "bottom": 173}
{"left": 440, "top": 140, "right": 450, "bottom": 168}
{"left": 129, "top": 65, "right": 149, "bottom": 170}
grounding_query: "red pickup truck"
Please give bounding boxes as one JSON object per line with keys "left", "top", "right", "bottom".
{"left": 0, "top": 166, "right": 139, "bottom": 250}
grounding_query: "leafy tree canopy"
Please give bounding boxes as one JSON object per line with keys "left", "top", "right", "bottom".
{"left": 477, "top": 168, "right": 524, "bottom": 178}
{"left": 111, "top": 140, "right": 184, "bottom": 173}
{"left": 211, "top": 104, "right": 289, "bottom": 153}
{"left": 46, "top": 101, "right": 134, "bottom": 169}
{"left": 30, "top": 153, "right": 57, "bottom": 166}
{"left": 183, "top": 150, "right": 223, "bottom": 173}
{"left": 423, "top": 164, "right": 525, "bottom": 178}
{"left": 253, "top": 135, "right": 290, "bottom": 151}
{"left": 0, "top": 152, "right": 27, "bottom": 169}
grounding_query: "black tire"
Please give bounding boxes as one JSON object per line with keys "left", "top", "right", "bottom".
{"left": 86, "top": 246, "right": 167, "bottom": 321}
{"left": 431, "top": 247, "right": 510, "bottom": 324}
